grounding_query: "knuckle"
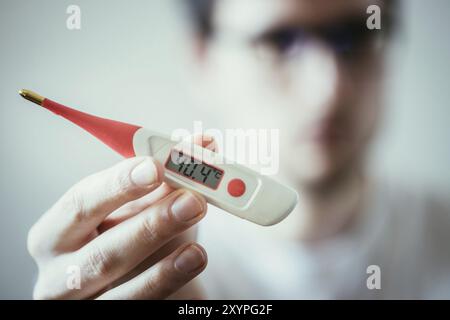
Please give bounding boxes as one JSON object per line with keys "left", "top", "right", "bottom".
{"left": 103, "top": 161, "right": 146, "bottom": 199}
{"left": 139, "top": 202, "right": 188, "bottom": 246}
{"left": 108, "top": 160, "right": 137, "bottom": 193}
{"left": 115, "top": 167, "right": 150, "bottom": 199}
{"left": 142, "top": 265, "right": 176, "bottom": 299}
{"left": 142, "top": 275, "right": 161, "bottom": 297}
{"left": 143, "top": 266, "right": 185, "bottom": 299}
{"left": 63, "top": 185, "right": 87, "bottom": 224}
{"left": 115, "top": 169, "right": 133, "bottom": 192}
{"left": 139, "top": 206, "right": 174, "bottom": 245}
{"left": 84, "top": 247, "right": 115, "bottom": 279}
{"left": 140, "top": 215, "right": 163, "bottom": 245}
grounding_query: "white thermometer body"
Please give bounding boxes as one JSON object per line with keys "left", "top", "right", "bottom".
{"left": 133, "top": 128, "right": 298, "bottom": 226}
{"left": 18, "top": 89, "right": 299, "bottom": 226}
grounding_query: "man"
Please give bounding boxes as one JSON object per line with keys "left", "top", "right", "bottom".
{"left": 27, "top": 0, "right": 450, "bottom": 299}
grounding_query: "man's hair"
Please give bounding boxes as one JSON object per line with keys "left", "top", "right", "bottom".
{"left": 184, "top": 0, "right": 216, "bottom": 38}
{"left": 183, "top": 0, "right": 399, "bottom": 39}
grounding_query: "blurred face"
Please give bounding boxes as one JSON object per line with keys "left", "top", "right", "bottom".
{"left": 195, "top": 0, "right": 388, "bottom": 187}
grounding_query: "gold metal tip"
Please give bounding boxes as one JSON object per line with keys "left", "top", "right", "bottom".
{"left": 19, "top": 89, "right": 45, "bottom": 105}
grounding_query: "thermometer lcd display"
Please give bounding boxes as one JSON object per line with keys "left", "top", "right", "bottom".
{"left": 165, "top": 150, "right": 224, "bottom": 189}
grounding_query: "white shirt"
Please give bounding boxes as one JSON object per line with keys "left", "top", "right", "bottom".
{"left": 197, "top": 178, "right": 450, "bottom": 299}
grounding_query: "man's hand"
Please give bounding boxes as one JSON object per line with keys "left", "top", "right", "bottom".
{"left": 27, "top": 156, "right": 208, "bottom": 299}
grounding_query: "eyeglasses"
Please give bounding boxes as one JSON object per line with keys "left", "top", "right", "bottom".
{"left": 213, "top": 17, "right": 389, "bottom": 64}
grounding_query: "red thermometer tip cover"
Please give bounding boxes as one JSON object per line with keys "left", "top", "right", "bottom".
{"left": 40, "top": 97, "right": 141, "bottom": 158}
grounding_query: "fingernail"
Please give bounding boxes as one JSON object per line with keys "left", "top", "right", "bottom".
{"left": 131, "top": 158, "right": 159, "bottom": 187}
{"left": 174, "top": 245, "right": 206, "bottom": 274}
{"left": 171, "top": 192, "right": 204, "bottom": 222}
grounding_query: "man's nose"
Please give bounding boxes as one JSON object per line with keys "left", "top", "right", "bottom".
{"left": 288, "top": 41, "right": 350, "bottom": 116}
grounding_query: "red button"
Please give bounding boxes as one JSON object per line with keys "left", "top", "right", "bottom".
{"left": 227, "top": 179, "right": 246, "bottom": 197}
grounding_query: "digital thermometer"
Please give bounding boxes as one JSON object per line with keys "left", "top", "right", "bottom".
{"left": 19, "top": 89, "right": 298, "bottom": 226}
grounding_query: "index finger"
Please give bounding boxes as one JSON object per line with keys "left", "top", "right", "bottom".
{"left": 28, "top": 156, "right": 163, "bottom": 256}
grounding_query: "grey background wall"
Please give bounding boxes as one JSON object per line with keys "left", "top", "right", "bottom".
{"left": 0, "top": 0, "right": 449, "bottom": 298}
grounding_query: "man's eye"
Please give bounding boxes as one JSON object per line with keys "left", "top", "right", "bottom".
{"left": 259, "top": 29, "right": 307, "bottom": 56}
{"left": 322, "top": 24, "right": 373, "bottom": 56}
{"left": 254, "top": 21, "right": 377, "bottom": 60}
